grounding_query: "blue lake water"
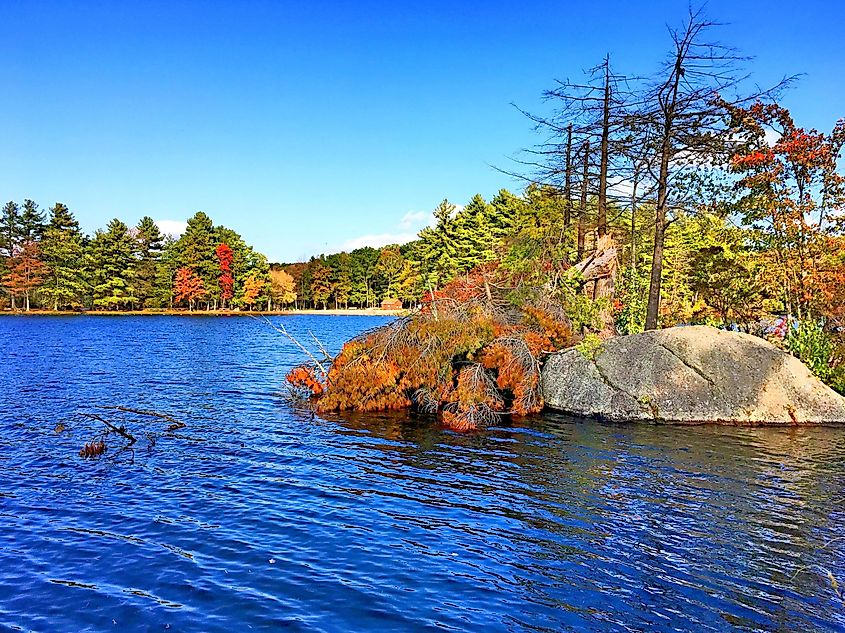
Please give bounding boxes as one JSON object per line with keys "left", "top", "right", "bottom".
{"left": 1, "top": 315, "right": 844, "bottom": 632}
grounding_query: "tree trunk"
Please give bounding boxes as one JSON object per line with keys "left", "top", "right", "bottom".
{"left": 564, "top": 124, "right": 573, "bottom": 228}
{"left": 597, "top": 57, "right": 611, "bottom": 238}
{"left": 644, "top": 56, "right": 682, "bottom": 331}
{"left": 630, "top": 167, "right": 639, "bottom": 272}
{"left": 578, "top": 140, "right": 590, "bottom": 261}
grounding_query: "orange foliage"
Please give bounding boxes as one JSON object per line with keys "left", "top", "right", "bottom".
{"left": 285, "top": 264, "right": 578, "bottom": 431}
{"left": 286, "top": 365, "right": 325, "bottom": 398}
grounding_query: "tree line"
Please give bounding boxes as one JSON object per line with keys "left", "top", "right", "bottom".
{"left": 0, "top": 204, "right": 293, "bottom": 311}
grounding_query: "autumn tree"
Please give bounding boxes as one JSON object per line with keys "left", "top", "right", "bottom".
{"left": 240, "top": 272, "right": 265, "bottom": 310}
{"left": 309, "top": 260, "right": 332, "bottom": 309}
{"left": 2, "top": 241, "right": 47, "bottom": 311}
{"left": 173, "top": 267, "right": 205, "bottom": 310}
{"left": 269, "top": 267, "right": 296, "bottom": 309}
{"left": 375, "top": 246, "right": 405, "bottom": 299}
{"left": 726, "top": 102, "right": 845, "bottom": 320}
{"left": 216, "top": 242, "right": 234, "bottom": 308}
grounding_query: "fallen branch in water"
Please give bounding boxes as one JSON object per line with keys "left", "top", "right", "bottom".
{"left": 96, "top": 405, "right": 185, "bottom": 430}
{"left": 82, "top": 412, "right": 137, "bottom": 445}
{"left": 791, "top": 564, "right": 844, "bottom": 603}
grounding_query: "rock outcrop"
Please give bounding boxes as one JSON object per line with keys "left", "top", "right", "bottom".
{"left": 541, "top": 325, "right": 845, "bottom": 424}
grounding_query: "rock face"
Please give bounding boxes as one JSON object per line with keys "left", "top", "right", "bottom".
{"left": 541, "top": 325, "right": 845, "bottom": 424}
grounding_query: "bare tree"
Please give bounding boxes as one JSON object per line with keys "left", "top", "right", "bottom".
{"left": 638, "top": 8, "right": 790, "bottom": 329}
{"left": 511, "top": 56, "right": 640, "bottom": 243}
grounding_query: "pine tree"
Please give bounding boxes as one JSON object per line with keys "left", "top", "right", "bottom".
{"left": 154, "top": 235, "right": 179, "bottom": 308}
{"left": 453, "top": 194, "right": 495, "bottom": 272}
{"left": 414, "top": 199, "right": 458, "bottom": 292}
{"left": 19, "top": 200, "right": 46, "bottom": 243}
{"left": 86, "top": 219, "right": 137, "bottom": 310}
{"left": 0, "top": 201, "right": 21, "bottom": 309}
{"left": 0, "top": 201, "right": 20, "bottom": 258}
{"left": 178, "top": 212, "right": 217, "bottom": 308}
{"left": 41, "top": 203, "right": 85, "bottom": 310}
{"left": 134, "top": 216, "right": 164, "bottom": 308}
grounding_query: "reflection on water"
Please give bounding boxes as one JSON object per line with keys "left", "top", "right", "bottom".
{"left": 0, "top": 315, "right": 843, "bottom": 632}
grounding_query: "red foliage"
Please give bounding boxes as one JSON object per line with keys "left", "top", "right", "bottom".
{"left": 216, "top": 243, "right": 234, "bottom": 304}
{"left": 286, "top": 365, "right": 325, "bottom": 397}
{"left": 726, "top": 101, "right": 845, "bottom": 320}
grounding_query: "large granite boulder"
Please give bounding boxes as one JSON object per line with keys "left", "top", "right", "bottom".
{"left": 541, "top": 325, "right": 845, "bottom": 424}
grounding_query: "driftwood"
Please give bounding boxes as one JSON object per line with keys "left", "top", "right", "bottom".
{"left": 82, "top": 412, "right": 137, "bottom": 445}
{"left": 77, "top": 405, "right": 186, "bottom": 460}
{"left": 97, "top": 405, "right": 185, "bottom": 431}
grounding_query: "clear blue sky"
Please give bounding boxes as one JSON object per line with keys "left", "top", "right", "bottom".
{"left": 2, "top": 0, "right": 842, "bottom": 262}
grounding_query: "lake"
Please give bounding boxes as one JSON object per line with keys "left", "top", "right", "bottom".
{"left": 1, "top": 315, "right": 844, "bottom": 632}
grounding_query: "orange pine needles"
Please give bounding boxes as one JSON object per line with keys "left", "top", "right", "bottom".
{"left": 285, "top": 264, "right": 577, "bottom": 431}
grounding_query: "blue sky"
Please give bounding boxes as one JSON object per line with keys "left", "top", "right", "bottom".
{"left": 2, "top": 1, "right": 842, "bottom": 262}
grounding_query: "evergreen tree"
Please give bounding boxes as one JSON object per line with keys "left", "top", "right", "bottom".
{"left": 453, "top": 194, "right": 495, "bottom": 271}
{"left": 40, "top": 203, "right": 85, "bottom": 310}
{"left": 20, "top": 200, "right": 46, "bottom": 243}
{"left": 134, "top": 216, "right": 164, "bottom": 308}
{"left": 0, "top": 201, "right": 20, "bottom": 258}
{"left": 0, "top": 201, "right": 21, "bottom": 308}
{"left": 86, "top": 219, "right": 137, "bottom": 310}
{"left": 178, "top": 212, "right": 217, "bottom": 308}
{"left": 154, "top": 235, "right": 180, "bottom": 308}
{"left": 489, "top": 189, "right": 524, "bottom": 243}
{"left": 414, "top": 199, "right": 458, "bottom": 292}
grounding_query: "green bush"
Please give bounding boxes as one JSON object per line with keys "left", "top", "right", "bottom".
{"left": 785, "top": 320, "right": 837, "bottom": 388}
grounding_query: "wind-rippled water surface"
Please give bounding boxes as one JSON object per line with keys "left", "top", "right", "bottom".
{"left": 1, "top": 315, "right": 844, "bottom": 632}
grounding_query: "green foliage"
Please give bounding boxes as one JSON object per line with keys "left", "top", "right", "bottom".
{"left": 40, "top": 203, "right": 85, "bottom": 310}
{"left": 786, "top": 320, "right": 835, "bottom": 384}
{"left": 134, "top": 216, "right": 164, "bottom": 308}
{"left": 615, "top": 265, "right": 649, "bottom": 335}
{"left": 576, "top": 333, "right": 604, "bottom": 360}
{"left": 86, "top": 219, "right": 138, "bottom": 309}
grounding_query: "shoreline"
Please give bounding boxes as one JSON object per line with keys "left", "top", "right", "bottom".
{"left": 0, "top": 308, "right": 407, "bottom": 317}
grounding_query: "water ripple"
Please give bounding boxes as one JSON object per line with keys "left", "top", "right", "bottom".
{"left": 0, "top": 315, "right": 844, "bottom": 631}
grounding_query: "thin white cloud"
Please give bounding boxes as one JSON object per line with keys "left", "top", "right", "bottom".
{"left": 399, "top": 210, "right": 431, "bottom": 229}
{"left": 155, "top": 219, "right": 188, "bottom": 237}
{"left": 337, "top": 232, "right": 419, "bottom": 251}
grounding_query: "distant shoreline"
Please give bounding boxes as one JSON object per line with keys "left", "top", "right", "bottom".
{"left": 0, "top": 308, "right": 407, "bottom": 317}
